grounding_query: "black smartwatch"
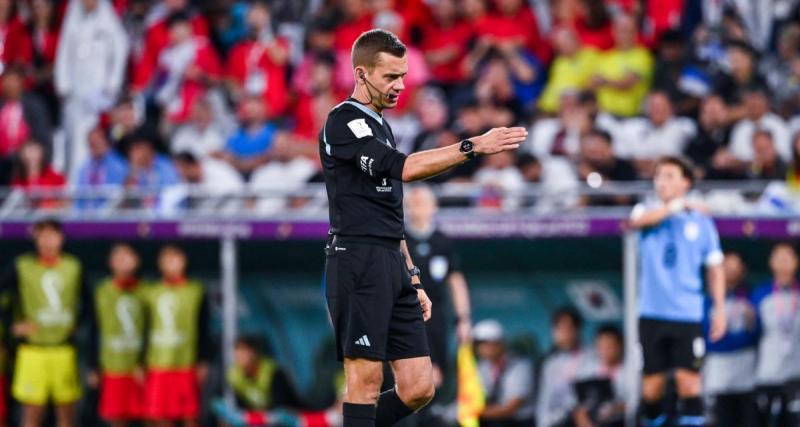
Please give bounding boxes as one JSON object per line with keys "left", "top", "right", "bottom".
{"left": 459, "top": 139, "right": 476, "bottom": 160}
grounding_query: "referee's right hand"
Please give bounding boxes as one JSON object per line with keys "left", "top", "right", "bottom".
{"left": 472, "top": 127, "right": 528, "bottom": 155}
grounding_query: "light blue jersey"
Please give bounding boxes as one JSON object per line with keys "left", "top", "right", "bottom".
{"left": 632, "top": 202, "right": 723, "bottom": 323}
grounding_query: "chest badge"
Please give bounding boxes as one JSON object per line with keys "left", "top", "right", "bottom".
{"left": 683, "top": 221, "right": 700, "bottom": 241}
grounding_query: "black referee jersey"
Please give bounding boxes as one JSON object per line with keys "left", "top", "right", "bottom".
{"left": 319, "top": 98, "right": 408, "bottom": 239}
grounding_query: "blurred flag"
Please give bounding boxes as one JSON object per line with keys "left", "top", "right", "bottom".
{"left": 457, "top": 343, "right": 485, "bottom": 427}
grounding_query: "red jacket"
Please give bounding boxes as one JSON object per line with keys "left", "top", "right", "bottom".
{"left": 226, "top": 38, "right": 290, "bottom": 118}
{"left": 0, "top": 18, "right": 33, "bottom": 67}
{"left": 133, "top": 13, "right": 209, "bottom": 90}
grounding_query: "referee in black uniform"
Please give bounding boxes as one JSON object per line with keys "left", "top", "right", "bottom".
{"left": 321, "top": 29, "right": 527, "bottom": 427}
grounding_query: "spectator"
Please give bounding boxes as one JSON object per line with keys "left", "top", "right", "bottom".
{"left": 132, "top": 0, "right": 210, "bottom": 93}
{"left": 332, "top": 0, "right": 373, "bottom": 53}
{"left": 0, "top": 67, "right": 53, "bottom": 160}
{"left": 228, "top": 335, "right": 304, "bottom": 411}
{"left": 292, "top": 52, "right": 345, "bottom": 145}
{"left": 76, "top": 127, "right": 128, "bottom": 188}
{"left": 408, "top": 87, "right": 456, "bottom": 155}
{"left": 91, "top": 243, "right": 147, "bottom": 427}
{"left": 703, "top": 252, "right": 758, "bottom": 427}
{"left": 762, "top": 24, "right": 800, "bottom": 116}
{"left": 749, "top": 130, "right": 788, "bottom": 180}
{"left": 109, "top": 97, "right": 158, "bottom": 155}
{"left": 551, "top": 0, "right": 614, "bottom": 50}
{"left": 474, "top": 150, "right": 524, "bottom": 210}
{"left": 0, "top": 0, "right": 32, "bottom": 71}
{"left": 153, "top": 11, "right": 222, "bottom": 125}
{"left": 752, "top": 243, "right": 800, "bottom": 426}
{"left": 222, "top": 96, "right": 279, "bottom": 178}
{"left": 713, "top": 42, "right": 768, "bottom": 119}
{"left": 685, "top": 95, "right": 737, "bottom": 179}
{"left": 473, "top": 319, "right": 536, "bottom": 427}
{"left": 170, "top": 98, "right": 227, "bottom": 158}
{"left": 172, "top": 151, "right": 244, "bottom": 196}
{"left": 27, "top": 0, "right": 61, "bottom": 118}
{"left": 528, "top": 92, "right": 590, "bottom": 160}
{"left": 651, "top": 30, "right": 708, "bottom": 117}
{"left": 571, "top": 326, "right": 626, "bottom": 427}
{"left": 11, "top": 140, "right": 66, "bottom": 210}
{"left": 141, "top": 245, "right": 211, "bottom": 427}
{"left": 74, "top": 127, "right": 128, "bottom": 210}
{"left": 0, "top": 219, "right": 88, "bottom": 427}
{"left": 729, "top": 87, "right": 791, "bottom": 164}
{"left": 617, "top": 91, "right": 696, "bottom": 177}
{"left": 226, "top": 0, "right": 290, "bottom": 118}
{"left": 537, "top": 307, "right": 589, "bottom": 427}
{"left": 589, "top": 14, "right": 654, "bottom": 117}
{"left": 576, "top": 128, "right": 637, "bottom": 206}
{"left": 420, "top": 0, "right": 472, "bottom": 91}
{"left": 55, "top": 0, "right": 129, "bottom": 178}
{"left": 538, "top": 27, "right": 598, "bottom": 114}
{"left": 291, "top": 16, "right": 337, "bottom": 96}
{"left": 123, "top": 135, "right": 179, "bottom": 190}
{"left": 470, "top": 46, "right": 542, "bottom": 116}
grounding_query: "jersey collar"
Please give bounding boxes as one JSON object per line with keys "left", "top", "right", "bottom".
{"left": 344, "top": 98, "right": 383, "bottom": 125}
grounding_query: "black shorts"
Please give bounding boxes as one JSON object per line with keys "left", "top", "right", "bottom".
{"left": 325, "top": 235, "right": 430, "bottom": 362}
{"left": 639, "top": 317, "right": 704, "bottom": 375}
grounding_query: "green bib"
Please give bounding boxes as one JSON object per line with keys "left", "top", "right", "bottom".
{"left": 227, "top": 358, "right": 277, "bottom": 410}
{"left": 95, "top": 279, "right": 147, "bottom": 374}
{"left": 0, "top": 292, "right": 8, "bottom": 373}
{"left": 143, "top": 280, "right": 204, "bottom": 369}
{"left": 16, "top": 254, "right": 82, "bottom": 345}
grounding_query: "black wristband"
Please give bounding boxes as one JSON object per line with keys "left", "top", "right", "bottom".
{"left": 412, "top": 283, "right": 423, "bottom": 290}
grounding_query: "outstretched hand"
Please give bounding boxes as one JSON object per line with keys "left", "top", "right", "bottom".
{"left": 472, "top": 127, "right": 528, "bottom": 156}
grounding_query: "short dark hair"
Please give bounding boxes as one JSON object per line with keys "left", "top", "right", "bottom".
{"left": 351, "top": 29, "right": 406, "bottom": 69}
{"left": 159, "top": 243, "right": 186, "bottom": 258}
{"left": 173, "top": 151, "right": 199, "bottom": 165}
{"left": 551, "top": 306, "right": 583, "bottom": 329}
{"left": 235, "top": 335, "right": 264, "bottom": 353}
{"left": 585, "top": 128, "right": 613, "bottom": 145}
{"left": 166, "top": 10, "right": 191, "bottom": 28}
{"left": 595, "top": 324, "right": 623, "bottom": 344}
{"left": 33, "top": 218, "right": 63, "bottom": 234}
{"left": 656, "top": 156, "right": 695, "bottom": 185}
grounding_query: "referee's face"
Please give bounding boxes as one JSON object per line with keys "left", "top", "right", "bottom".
{"left": 361, "top": 52, "right": 408, "bottom": 109}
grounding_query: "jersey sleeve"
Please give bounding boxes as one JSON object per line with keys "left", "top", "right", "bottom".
{"left": 323, "top": 108, "right": 407, "bottom": 180}
{"left": 702, "top": 216, "right": 723, "bottom": 267}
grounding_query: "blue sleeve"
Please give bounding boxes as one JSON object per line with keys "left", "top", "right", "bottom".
{"left": 703, "top": 216, "right": 723, "bottom": 263}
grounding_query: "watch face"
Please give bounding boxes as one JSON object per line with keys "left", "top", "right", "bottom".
{"left": 461, "top": 140, "right": 473, "bottom": 152}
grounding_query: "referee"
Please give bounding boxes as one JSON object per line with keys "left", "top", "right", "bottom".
{"left": 628, "top": 157, "right": 727, "bottom": 427}
{"left": 321, "top": 29, "right": 526, "bottom": 427}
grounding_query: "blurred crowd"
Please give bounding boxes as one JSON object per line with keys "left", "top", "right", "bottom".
{"left": 3, "top": 0, "right": 800, "bottom": 213}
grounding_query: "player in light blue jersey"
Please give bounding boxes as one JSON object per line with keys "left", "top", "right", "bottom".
{"left": 628, "top": 157, "right": 727, "bottom": 427}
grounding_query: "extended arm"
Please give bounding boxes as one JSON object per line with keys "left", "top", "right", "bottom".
{"left": 401, "top": 127, "right": 527, "bottom": 182}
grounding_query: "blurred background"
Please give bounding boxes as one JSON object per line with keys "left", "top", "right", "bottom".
{"left": 1, "top": 0, "right": 800, "bottom": 425}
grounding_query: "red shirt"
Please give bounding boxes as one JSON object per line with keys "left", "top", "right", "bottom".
{"left": 31, "top": 26, "right": 59, "bottom": 66}
{"left": 641, "top": 0, "right": 684, "bottom": 47}
{"left": 292, "top": 90, "right": 343, "bottom": 140}
{"left": 0, "top": 101, "right": 30, "bottom": 157}
{"left": 133, "top": 14, "right": 209, "bottom": 90}
{"left": 12, "top": 167, "right": 66, "bottom": 189}
{"left": 226, "top": 38, "right": 290, "bottom": 118}
{"left": 0, "top": 18, "right": 33, "bottom": 67}
{"left": 160, "top": 38, "right": 222, "bottom": 124}
{"left": 421, "top": 20, "right": 473, "bottom": 83}
{"left": 333, "top": 14, "right": 373, "bottom": 52}
{"left": 473, "top": 8, "right": 548, "bottom": 61}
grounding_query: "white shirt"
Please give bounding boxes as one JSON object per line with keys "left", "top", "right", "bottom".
{"left": 171, "top": 124, "right": 227, "bottom": 158}
{"left": 729, "top": 113, "right": 791, "bottom": 162}
{"left": 615, "top": 117, "right": 696, "bottom": 160}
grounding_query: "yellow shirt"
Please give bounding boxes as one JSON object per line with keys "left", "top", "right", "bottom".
{"left": 594, "top": 46, "right": 653, "bottom": 117}
{"left": 538, "top": 49, "right": 599, "bottom": 113}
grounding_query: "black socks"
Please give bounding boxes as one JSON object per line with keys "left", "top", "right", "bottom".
{"left": 376, "top": 388, "right": 414, "bottom": 426}
{"left": 343, "top": 402, "right": 376, "bottom": 427}
{"left": 642, "top": 399, "right": 667, "bottom": 427}
{"left": 677, "top": 397, "right": 705, "bottom": 426}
